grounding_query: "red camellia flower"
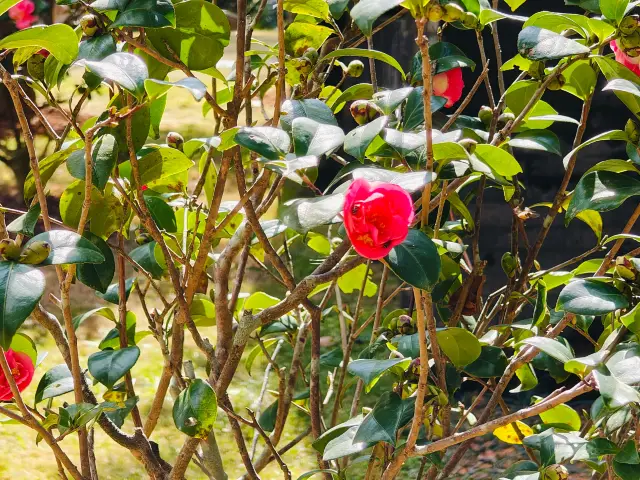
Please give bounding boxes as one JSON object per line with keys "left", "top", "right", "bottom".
{"left": 433, "top": 67, "right": 464, "bottom": 108}
{"left": 611, "top": 40, "right": 640, "bottom": 76}
{"left": 8, "top": 0, "right": 37, "bottom": 30}
{"left": 343, "top": 178, "right": 415, "bottom": 260}
{"left": 0, "top": 349, "right": 34, "bottom": 401}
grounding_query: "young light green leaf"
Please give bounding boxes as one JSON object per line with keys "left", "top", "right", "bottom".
{"left": 0, "top": 25, "right": 79, "bottom": 64}
{"left": 322, "top": 48, "right": 406, "bottom": 79}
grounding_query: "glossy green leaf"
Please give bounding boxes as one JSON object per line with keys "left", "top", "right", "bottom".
{"left": 517, "top": 27, "right": 590, "bottom": 61}
{"left": 284, "top": 22, "right": 334, "bottom": 56}
{"left": 600, "top": 0, "right": 629, "bottom": 23}
{"left": 88, "top": 346, "right": 140, "bottom": 389}
{"left": 72, "top": 306, "right": 116, "bottom": 330}
{"left": 144, "top": 77, "right": 207, "bottom": 102}
{"left": 78, "top": 34, "right": 117, "bottom": 62}
{"left": 96, "top": 278, "right": 135, "bottom": 305}
{"left": 24, "top": 141, "right": 82, "bottom": 201}
{"left": 292, "top": 118, "right": 344, "bottom": 157}
{"left": 173, "top": 379, "right": 217, "bottom": 438}
{"left": 473, "top": 145, "right": 522, "bottom": 176}
{"left": 6, "top": 204, "right": 41, "bottom": 237}
{"left": 146, "top": 0, "right": 230, "bottom": 71}
{"left": 347, "top": 357, "right": 411, "bottom": 392}
{"left": 508, "top": 130, "right": 562, "bottom": 156}
{"left": 111, "top": 0, "right": 176, "bottom": 28}
{"left": 24, "top": 230, "right": 105, "bottom": 266}
{"left": 280, "top": 99, "right": 338, "bottom": 132}
{"left": 281, "top": 192, "right": 344, "bottom": 233}
{"left": 539, "top": 402, "right": 581, "bottom": 431}
{"left": 0, "top": 263, "right": 44, "bottom": 349}
{"left": 403, "top": 89, "right": 447, "bottom": 131}
{"left": 0, "top": 0, "right": 19, "bottom": 15}
{"left": 67, "top": 134, "right": 118, "bottom": 192}
{"left": 385, "top": 229, "right": 441, "bottom": 291}
{"left": 436, "top": 327, "right": 482, "bottom": 367}
{"left": 521, "top": 337, "right": 574, "bottom": 363}
{"left": 236, "top": 127, "right": 291, "bottom": 160}
{"left": 34, "top": 364, "right": 74, "bottom": 404}
{"left": 349, "top": 0, "right": 405, "bottom": 36}
{"left": 593, "top": 366, "right": 640, "bottom": 408}
{"left": 77, "top": 232, "right": 115, "bottom": 294}
{"left": 85, "top": 52, "right": 148, "bottom": 98}
{"left": 145, "top": 195, "right": 177, "bottom": 232}
{"left": 121, "top": 146, "right": 194, "bottom": 185}
{"left": 557, "top": 279, "right": 629, "bottom": 315}
{"left": 129, "top": 242, "right": 166, "bottom": 279}
{"left": 344, "top": 116, "right": 388, "bottom": 162}
{"left": 353, "top": 392, "right": 415, "bottom": 446}
{"left": 0, "top": 25, "right": 79, "bottom": 64}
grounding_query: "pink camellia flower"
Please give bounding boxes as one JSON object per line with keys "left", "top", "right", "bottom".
{"left": 0, "top": 349, "right": 34, "bottom": 401}
{"left": 433, "top": 67, "right": 464, "bottom": 108}
{"left": 343, "top": 178, "right": 414, "bottom": 260}
{"left": 8, "top": 0, "right": 37, "bottom": 30}
{"left": 610, "top": 40, "right": 640, "bottom": 76}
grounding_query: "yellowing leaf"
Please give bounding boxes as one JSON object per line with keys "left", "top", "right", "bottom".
{"left": 493, "top": 421, "right": 533, "bottom": 444}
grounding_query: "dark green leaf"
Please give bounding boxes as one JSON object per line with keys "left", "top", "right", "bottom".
{"left": 66, "top": 134, "right": 118, "bottom": 191}
{"left": 6, "top": 204, "right": 41, "bottom": 237}
{"left": 353, "top": 392, "right": 415, "bottom": 446}
{"left": 280, "top": 193, "right": 344, "bottom": 233}
{"left": 347, "top": 357, "right": 411, "bottom": 392}
{"left": 235, "top": 127, "right": 291, "bottom": 160}
{"left": 34, "top": 364, "right": 74, "bottom": 404}
{"left": 144, "top": 195, "right": 177, "bottom": 232}
{"left": 88, "top": 346, "right": 140, "bottom": 389}
{"left": 78, "top": 34, "right": 117, "bottom": 62}
{"left": 292, "top": 118, "right": 344, "bottom": 157}
{"left": 85, "top": 53, "right": 149, "bottom": 98}
{"left": 517, "top": 27, "right": 590, "bottom": 61}
{"left": 344, "top": 116, "right": 388, "bottom": 162}
{"left": 349, "top": 0, "right": 405, "bottom": 36}
{"left": 96, "top": 278, "right": 135, "bottom": 304}
{"left": 566, "top": 171, "right": 640, "bottom": 222}
{"left": 436, "top": 327, "right": 482, "bottom": 367}
{"left": 521, "top": 337, "right": 574, "bottom": 363}
{"left": 129, "top": 242, "right": 166, "bottom": 279}
{"left": 280, "top": 99, "right": 338, "bottom": 132}
{"left": 111, "top": 0, "right": 175, "bottom": 28}
{"left": 24, "top": 230, "right": 105, "bottom": 266}
{"left": 77, "top": 232, "right": 115, "bottom": 294}
{"left": 557, "top": 279, "right": 629, "bottom": 315}
{"left": 465, "top": 346, "right": 509, "bottom": 377}
{"left": 508, "top": 130, "right": 562, "bottom": 156}
{"left": 385, "top": 229, "right": 441, "bottom": 291}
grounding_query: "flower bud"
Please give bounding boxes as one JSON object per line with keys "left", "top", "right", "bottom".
{"left": 350, "top": 100, "right": 383, "bottom": 125}
{"left": 615, "top": 256, "right": 638, "bottom": 281}
{"left": 135, "top": 233, "right": 153, "bottom": 245}
{"left": 428, "top": 4, "right": 445, "bottom": 22}
{"left": 409, "top": 358, "right": 421, "bottom": 377}
{"left": 0, "top": 239, "right": 21, "bottom": 261}
{"left": 497, "top": 112, "right": 515, "bottom": 129}
{"left": 293, "top": 57, "right": 313, "bottom": 76}
{"left": 442, "top": 3, "right": 464, "bottom": 22}
{"left": 541, "top": 464, "right": 569, "bottom": 480}
{"left": 458, "top": 138, "right": 477, "bottom": 154}
{"left": 461, "top": 11, "right": 479, "bottom": 29}
{"left": 166, "top": 131, "right": 184, "bottom": 151}
{"left": 626, "top": 119, "right": 640, "bottom": 144}
{"left": 19, "top": 241, "right": 51, "bottom": 265}
{"left": 302, "top": 47, "right": 319, "bottom": 64}
{"left": 620, "top": 31, "right": 640, "bottom": 50}
{"left": 80, "top": 14, "right": 99, "bottom": 38}
{"left": 27, "top": 53, "right": 46, "bottom": 82}
{"left": 501, "top": 252, "right": 518, "bottom": 278}
{"left": 346, "top": 60, "right": 365, "bottom": 78}
{"left": 620, "top": 15, "right": 639, "bottom": 36}
{"left": 398, "top": 315, "right": 416, "bottom": 335}
{"left": 478, "top": 106, "right": 493, "bottom": 126}
{"left": 547, "top": 74, "right": 566, "bottom": 91}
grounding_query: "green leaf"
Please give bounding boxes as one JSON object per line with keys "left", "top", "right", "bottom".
{"left": 508, "top": 130, "right": 562, "bottom": 156}
{"left": 85, "top": 53, "right": 148, "bottom": 99}
{"left": 322, "top": 48, "right": 406, "bottom": 79}
{"left": 258, "top": 400, "right": 278, "bottom": 432}
{"left": 88, "top": 346, "right": 140, "bottom": 389}
{"left": 120, "top": 146, "right": 194, "bottom": 185}
{"left": 313, "top": 416, "right": 363, "bottom": 454}
{"left": 236, "top": 127, "right": 291, "bottom": 160}
{"left": 323, "top": 424, "right": 370, "bottom": 461}
{"left": 34, "top": 364, "right": 74, "bottom": 404}
{"left": 144, "top": 77, "right": 206, "bottom": 102}
{"left": 593, "top": 366, "right": 640, "bottom": 408}
{"left": 511, "top": 363, "right": 538, "bottom": 393}
{"left": 521, "top": 337, "right": 574, "bottom": 363}
{"left": 517, "top": 27, "right": 590, "bottom": 61}
{"left": 281, "top": 193, "right": 344, "bottom": 233}
{"left": 347, "top": 358, "right": 411, "bottom": 392}
{"left": 429, "top": 41, "right": 476, "bottom": 74}
{"left": 562, "top": 60, "right": 597, "bottom": 100}
{"left": 284, "top": 22, "right": 334, "bottom": 56}
{"left": 337, "top": 264, "right": 377, "bottom": 297}
{"left": 280, "top": 99, "right": 338, "bottom": 132}
{"left": 0, "top": 0, "right": 19, "bottom": 15}
{"left": 331, "top": 84, "right": 374, "bottom": 113}
{"left": 146, "top": 0, "right": 230, "bottom": 71}
{"left": 292, "top": 118, "right": 344, "bottom": 157}
{"left": 67, "top": 134, "right": 118, "bottom": 191}
{"left": 77, "top": 232, "right": 115, "bottom": 294}
{"left": 73, "top": 306, "right": 115, "bottom": 330}
{"left": 385, "top": 229, "right": 441, "bottom": 291}
{"left": 349, "top": 0, "right": 405, "bottom": 36}
{"left": 566, "top": 171, "right": 640, "bottom": 222}
{"left": 600, "top": 0, "right": 629, "bottom": 23}
{"left": 564, "top": 131, "right": 629, "bottom": 170}
{"left": 144, "top": 195, "right": 177, "bottom": 232}
{"left": 173, "top": 379, "right": 217, "bottom": 438}
{"left": 78, "top": 34, "right": 117, "bottom": 62}
{"left": 283, "top": 0, "right": 330, "bottom": 20}
{"left": 464, "top": 346, "right": 508, "bottom": 377}
{"left": 473, "top": 145, "right": 522, "bottom": 176}
{"left": 353, "top": 392, "right": 414, "bottom": 446}
{"left": 403, "top": 89, "right": 447, "bottom": 131}
{"left": 344, "top": 116, "right": 387, "bottom": 162}
{"left": 0, "top": 262, "right": 45, "bottom": 350}
{"left": 595, "top": 57, "right": 640, "bottom": 118}
{"left": 245, "top": 338, "right": 279, "bottom": 376}
{"left": 96, "top": 278, "right": 135, "bottom": 305}
{"left": 539, "top": 402, "right": 581, "bottom": 431}
{"left": 111, "top": 0, "right": 176, "bottom": 28}
{"left": 0, "top": 25, "right": 79, "bottom": 64}
{"left": 129, "top": 242, "right": 166, "bottom": 279}
{"left": 436, "top": 327, "right": 482, "bottom": 367}
{"left": 6, "top": 204, "right": 41, "bottom": 237}
{"left": 372, "top": 87, "right": 414, "bottom": 115}
{"left": 24, "top": 230, "right": 105, "bottom": 266}
{"left": 621, "top": 304, "right": 640, "bottom": 334}
{"left": 557, "top": 278, "right": 629, "bottom": 315}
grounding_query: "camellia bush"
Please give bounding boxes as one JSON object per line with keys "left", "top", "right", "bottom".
{"left": 1, "top": 0, "right": 640, "bottom": 478}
